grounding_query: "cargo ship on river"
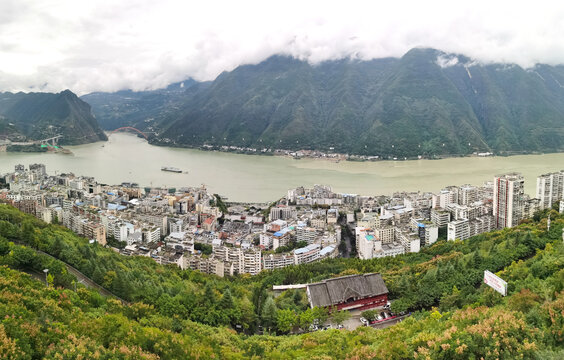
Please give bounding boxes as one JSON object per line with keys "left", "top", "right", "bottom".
{"left": 161, "top": 166, "right": 182, "bottom": 173}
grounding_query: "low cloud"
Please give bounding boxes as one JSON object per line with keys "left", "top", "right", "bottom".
{"left": 436, "top": 55, "right": 459, "bottom": 68}
{"left": 2, "top": 0, "right": 564, "bottom": 95}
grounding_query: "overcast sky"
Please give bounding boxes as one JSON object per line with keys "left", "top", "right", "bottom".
{"left": 2, "top": 0, "right": 564, "bottom": 95}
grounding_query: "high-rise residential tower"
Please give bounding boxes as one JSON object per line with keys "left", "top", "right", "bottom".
{"left": 536, "top": 171, "right": 564, "bottom": 210}
{"left": 493, "top": 173, "right": 525, "bottom": 229}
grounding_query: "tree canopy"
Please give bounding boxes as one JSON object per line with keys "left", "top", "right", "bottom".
{"left": 0, "top": 203, "right": 563, "bottom": 358}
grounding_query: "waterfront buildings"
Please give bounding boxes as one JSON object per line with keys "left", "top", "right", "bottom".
{"left": 1, "top": 164, "right": 558, "bottom": 278}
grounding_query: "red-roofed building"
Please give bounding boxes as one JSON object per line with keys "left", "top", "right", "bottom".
{"left": 202, "top": 216, "right": 216, "bottom": 231}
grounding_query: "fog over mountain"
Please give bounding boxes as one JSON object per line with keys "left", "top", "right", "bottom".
{"left": 2, "top": 0, "right": 564, "bottom": 94}
{"left": 82, "top": 48, "right": 564, "bottom": 157}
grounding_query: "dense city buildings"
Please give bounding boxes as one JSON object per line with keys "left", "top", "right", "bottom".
{"left": 1, "top": 164, "right": 561, "bottom": 278}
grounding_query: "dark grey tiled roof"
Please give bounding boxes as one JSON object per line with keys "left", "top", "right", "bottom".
{"left": 307, "top": 273, "right": 388, "bottom": 308}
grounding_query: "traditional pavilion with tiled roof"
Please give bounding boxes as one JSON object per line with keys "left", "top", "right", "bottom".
{"left": 306, "top": 273, "right": 389, "bottom": 311}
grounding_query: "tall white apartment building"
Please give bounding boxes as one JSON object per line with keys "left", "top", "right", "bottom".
{"left": 493, "top": 173, "right": 525, "bottom": 229}
{"left": 536, "top": 171, "right": 564, "bottom": 210}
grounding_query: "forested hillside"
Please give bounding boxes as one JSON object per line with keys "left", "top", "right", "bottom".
{"left": 81, "top": 80, "right": 200, "bottom": 130}
{"left": 0, "top": 203, "right": 563, "bottom": 358}
{"left": 84, "top": 48, "right": 564, "bottom": 157}
{"left": 0, "top": 90, "right": 107, "bottom": 145}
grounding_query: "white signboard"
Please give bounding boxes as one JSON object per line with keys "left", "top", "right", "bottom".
{"left": 484, "top": 270, "right": 508, "bottom": 296}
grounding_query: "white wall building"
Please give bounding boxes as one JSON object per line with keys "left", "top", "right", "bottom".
{"left": 143, "top": 227, "right": 161, "bottom": 243}
{"left": 448, "top": 219, "right": 470, "bottom": 241}
{"left": 431, "top": 208, "right": 451, "bottom": 227}
{"left": 458, "top": 185, "right": 478, "bottom": 206}
{"left": 296, "top": 226, "right": 318, "bottom": 244}
{"left": 536, "top": 171, "right": 564, "bottom": 210}
{"left": 493, "top": 173, "right": 524, "bottom": 229}
{"left": 294, "top": 244, "right": 321, "bottom": 264}
{"left": 396, "top": 229, "right": 420, "bottom": 253}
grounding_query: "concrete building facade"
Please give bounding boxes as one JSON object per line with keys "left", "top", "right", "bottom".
{"left": 494, "top": 173, "right": 524, "bottom": 229}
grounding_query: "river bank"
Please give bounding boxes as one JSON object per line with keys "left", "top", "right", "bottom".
{"left": 148, "top": 137, "right": 560, "bottom": 162}
{"left": 1, "top": 133, "right": 563, "bottom": 202}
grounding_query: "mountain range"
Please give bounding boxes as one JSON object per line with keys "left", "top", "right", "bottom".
{"left": 79, "top": 48, "right": 564, "bottom": 156}
{"left": 81, "top": 80, "right": 198, "bottom": 130}
{"left": 0, "top": 90, "right": 107, "bottom": 145}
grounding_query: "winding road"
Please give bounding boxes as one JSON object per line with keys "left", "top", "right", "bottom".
{"left": 15, "top": 242, "right": 126, "bottom": 302}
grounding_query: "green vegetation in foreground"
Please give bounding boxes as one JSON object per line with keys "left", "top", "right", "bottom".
{"left": 0, "top": 204, "right": 563, "bottom": 358}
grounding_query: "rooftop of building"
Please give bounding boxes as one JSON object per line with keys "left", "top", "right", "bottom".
{"left": 319, "top": 245, "right": 336, "bottom": 256}
{"left": 307, "top": 273, "right": 388, "bottom": 308}
{"left": 294, "top": 243, "right": 320, "bottom": 255}
{"left": 273, "top": 227, "right": 292, "bottom": 237}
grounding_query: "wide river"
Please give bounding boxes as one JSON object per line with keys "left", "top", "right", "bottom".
{"left": 1, "top": 133, "right": 563, "bottom": 202}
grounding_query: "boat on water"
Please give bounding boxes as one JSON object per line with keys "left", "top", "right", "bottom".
{"left": 161, "top": 166, "right": 182, "bottom": 173}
